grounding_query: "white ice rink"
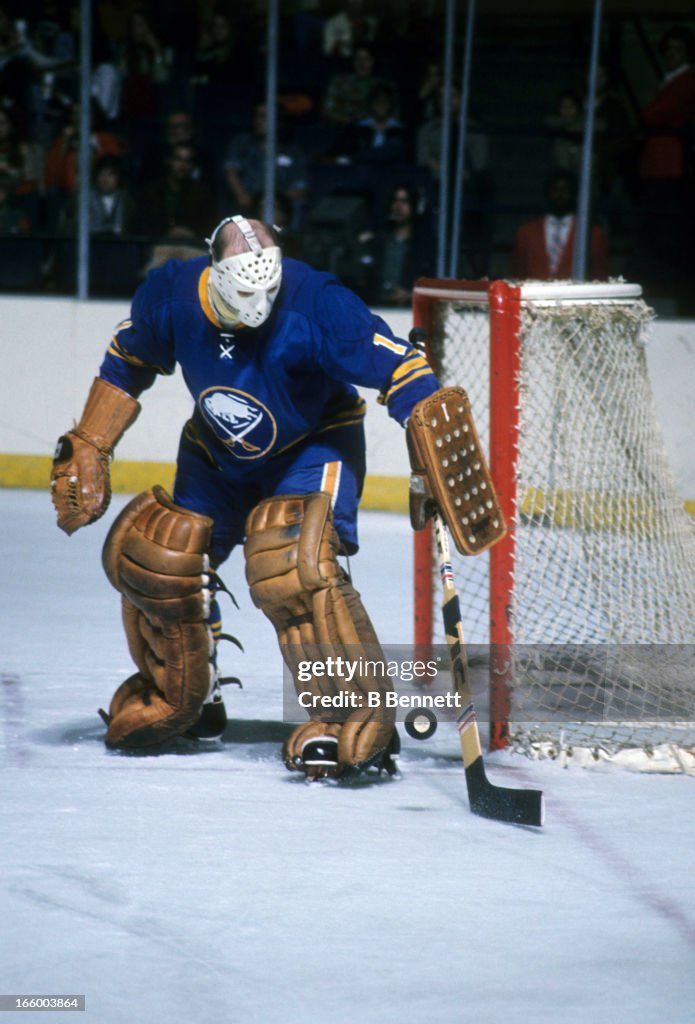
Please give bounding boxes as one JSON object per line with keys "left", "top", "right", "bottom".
{"left": 1, "top": 489, "right": 694, "bottom": 1024}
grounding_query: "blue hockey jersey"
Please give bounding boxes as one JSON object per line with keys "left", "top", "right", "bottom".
{"left": 99, "top": 255, "right": 439, "bottom": 476}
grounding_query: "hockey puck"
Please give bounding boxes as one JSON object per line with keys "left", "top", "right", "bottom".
{"left": 404, "top": 707, "right": 438, "bottom": 740}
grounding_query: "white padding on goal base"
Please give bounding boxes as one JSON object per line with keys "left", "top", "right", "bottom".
{"left": 518, "top": 279, "right": 643, "bottom": 303}
{"left": 516, "top": 739, "right": 695, "bottom": 775}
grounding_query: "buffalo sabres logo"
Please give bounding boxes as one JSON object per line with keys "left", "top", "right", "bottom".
{"left": 199, "top": 387, "right": 276, "bottom": 460}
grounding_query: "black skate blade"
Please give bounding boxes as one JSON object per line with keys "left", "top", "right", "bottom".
{"left": 300, "top": 732, "right": 401, "bottom": 781}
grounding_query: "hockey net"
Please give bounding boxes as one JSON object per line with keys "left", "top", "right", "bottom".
{"left": 413, "top": 279, "right": 695, "bottom": 772}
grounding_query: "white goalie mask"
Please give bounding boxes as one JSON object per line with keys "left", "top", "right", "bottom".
{"left": 206, "top": 215, "right": 282, "bottom": 328}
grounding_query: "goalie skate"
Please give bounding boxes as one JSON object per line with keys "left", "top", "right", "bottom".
{"left": 299, "top": 731, "right": 401, "bottom": 780}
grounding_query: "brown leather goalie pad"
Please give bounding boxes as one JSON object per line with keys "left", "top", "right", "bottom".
{"left": 244, "top": 492, "right": 395, "bottom": 771}
{"left": 406, "top": 386, "right": 507, "bottom": 555}
{"left": 100, "top": 486, "right": 215, "bottom": 747}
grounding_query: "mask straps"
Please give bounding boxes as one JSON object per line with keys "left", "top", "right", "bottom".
{"left": 231, "top": 215, "right": 262, "bottom": 255}
{"left": 206, "top": 215, "right": 262, "bottom": 260}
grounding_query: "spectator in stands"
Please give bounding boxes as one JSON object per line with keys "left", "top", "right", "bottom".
{"left": 632, "top": 25, "right": 695, "bottom": 296}
{"left": 138, "top": 108, "right": 214, "bottom": 194}
{"left": 140, "top": 236, "right": 207, "bottom": 275}
{"left": 190, "top": 8, "right": 259, "bottom": 150}
{"left": 361, "top": 180, "right": 435, "bottom": 306}
{"left": 0, "top": 161, "right": 41, "bottom": 290}
{"left": 586, "top": 62, "right": 633, "bottom": 202}
{"left": 116, "top": 9, "right": 171, "bottom": 150}
{"left": 416, "top": 82, "right": 489, "bottom": 195}
{"left": 43, "top": 99, "right": 121, "bottom": 227}
{"left": 89, "top": 154, "right": 135, "bottom": 235}
{"left": 416, "top": 60, "right": 444, "bottom": 123}
{"left": 322, "top": 46, "right": 379, "bottom": 127}
{"left": 326, "top": 79, "right": 409, "bottom": 220}
{"left": 251, "top": 188, "right": 303, "bottom": 259}
{"left": 416, "top": 82, "right": 492, "bottom": 274}
{"left": 222, "top": 102, "right": 309, "bottom": 228}
{"left": 136, "top": 140, "right": 216, "bottom": 240}
{"left": 639, "top": 26, "right": 695, "bottom": 183}
{"left": 0, "top": 104, "right": 41, "bottom": 198}
{"left": 90, "top": 29, "right": 121, "bottom": 126}
{"left": 510, "top": 168, "right": 609, "bottom": 281}
{"left": 61, "top": 154, "right": 136, "bottom": 236}
{"left": 26, "top": 1, "right": 77, "bottom": 106}
{"left": 252, "top": 188, "right": 293, "bottom": 225}
{"left": 289, "top": 0, "right": 325, "bottom": 60}
{"left": 543, "top": 90, "right": 584, "bottom": 174}
{"left": 322, "top": 0, "right": 377, "bottom": 63}
{"left": 33, "top": 1, "right": 76, "bottom": 63}
{"left": 0, "top": 169, "right": 29, "bottom": 232}
{"left": 193, "top": 10, "right": 252, "bottom": 85}
{"left": 43, "top": 99, "right": 121, "bottom": 192}
{"left": 333, "top": 80, "right": 406, "bottom": 165}
{"left": 0, "top": 6, "right": 42, "bottom": 126}
{"left": 370, "top": 1, "right": 434, "bottom": 130}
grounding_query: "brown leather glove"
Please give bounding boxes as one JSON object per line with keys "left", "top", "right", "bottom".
{"left": 51, "top": 377, "right": 140, "bottom": 535}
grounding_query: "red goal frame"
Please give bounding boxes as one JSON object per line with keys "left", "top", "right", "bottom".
{"left": 412, "top": 278, "right": 524, "bottom": 750}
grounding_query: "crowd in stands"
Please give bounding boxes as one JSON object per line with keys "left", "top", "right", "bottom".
{"left": 0, "top": 0, "right": 694, "bottom": 311}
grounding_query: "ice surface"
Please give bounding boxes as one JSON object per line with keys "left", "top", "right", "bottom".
{"left": 1, "top": 490, "right": 694, "bottom": 1024}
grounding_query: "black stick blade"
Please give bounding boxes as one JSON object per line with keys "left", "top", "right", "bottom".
{"left": 465, "top": 756, "right": 544, "bottom": 827}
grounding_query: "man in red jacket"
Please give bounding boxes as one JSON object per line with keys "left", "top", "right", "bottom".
{"left": 640, "top": 27, "right": 695, "bottom": 184}
{"left": 635, "top": 25, "right": 695, "bottom": 302}
{"left": 510, "top": 169, "right": 609, "bottom": 281}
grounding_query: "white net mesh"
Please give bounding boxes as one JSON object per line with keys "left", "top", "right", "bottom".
{"left": 421, "top": 282, "right": 695, "bottom": 766}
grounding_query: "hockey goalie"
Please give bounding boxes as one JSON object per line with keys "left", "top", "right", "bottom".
{"left": 51, "top": 214, "right": 502, "bottom": 778}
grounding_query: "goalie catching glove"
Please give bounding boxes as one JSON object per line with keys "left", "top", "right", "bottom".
{"left": 407, "top": 386, "right": 506, "bottom": 555}
{"left": 244, "top": 492, "right": 397, "bottom": 778}
{"left": 51, "top": 377, "right": 140, "bottom": 535}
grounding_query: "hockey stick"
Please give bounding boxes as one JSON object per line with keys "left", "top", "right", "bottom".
{"left": 433, "top": 512, "right": 544, "bottom": 826}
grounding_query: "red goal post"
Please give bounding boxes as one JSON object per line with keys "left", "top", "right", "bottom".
{"left": 412, "top": 277, "right": 695, "bottom": 769}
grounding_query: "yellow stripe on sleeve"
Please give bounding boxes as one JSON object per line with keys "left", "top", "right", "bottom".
{"left": 107, "top": 336, "right": 171, "bottom": 376}
{"left": 107, "top": 338, "right": 150, "bottom": 366}
{"left": 373, "top": 333, "right": 408, "bottom": 355}
{"left": 390, "top": 353, "right": 431, "bottom": 383}
{"left": 383, "top": 366, "right": 435, "bottom": 402}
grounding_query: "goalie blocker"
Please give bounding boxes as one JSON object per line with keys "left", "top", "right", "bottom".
{"left": 407, "top": 386, "right": 506, "bottom": 555}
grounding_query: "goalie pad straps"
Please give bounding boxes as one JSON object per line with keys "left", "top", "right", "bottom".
{"left": 406, "top": 386, "right": 507, "bottom": 556}
{"left": 100, "top": 486, "right": 215, "bottom": 747}
{"left": 244, "top": 493, "right": 395, "bottom": 771}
